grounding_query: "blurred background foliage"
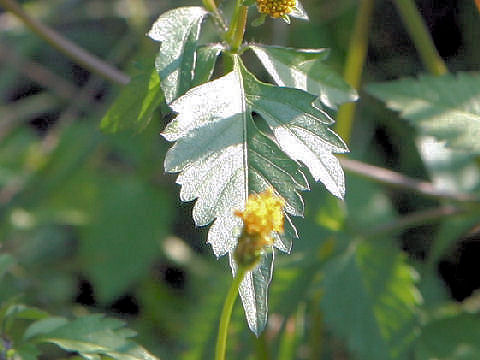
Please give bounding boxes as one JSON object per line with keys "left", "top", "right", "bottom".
{"left": 1, "top": 0, "right": 480, "bottom": 359}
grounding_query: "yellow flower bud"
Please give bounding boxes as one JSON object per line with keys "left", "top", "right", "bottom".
{"left": 233, "top": 188, "right": 285, "bottom": 269}
{"left": 256, "top": 0, "right": 296, "bottom": 18}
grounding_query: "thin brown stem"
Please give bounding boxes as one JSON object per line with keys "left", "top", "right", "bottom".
{"left": 0, "top": 42, "right": 78, "bottom": 100}
{"left": 364, "top": 205, "right": 466, "bottom": 239}
{"left": 0, "top": 0, "right": 130, "bottom": 85}
{"left": 340, "top": 158, "right": 479, "bottom": 204}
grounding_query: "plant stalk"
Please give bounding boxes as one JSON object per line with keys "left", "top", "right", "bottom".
{"left": 393, "top": 0, "right": 447, "bottom": 76}
{"left": 202, "top": 0, "right": 228, "bottom": 31}
{"left": 226, "top": 0, "right": 248, "bottom": 52}
{"left": 215, "top": 266, "right": 247, "bottom": 360}
{"left": 335, "top": 0, "right": 375, "bottom": 145}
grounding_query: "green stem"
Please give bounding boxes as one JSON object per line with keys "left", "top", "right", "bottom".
{"left": 0, "top": 0, "right": 129, "bottom": 85}
{"left": 202, "top": 0, "right": 228, "bottom": 31}
{"left": 231, "top": 6, "right": 248, "bottom": 52}
{"left": 215, "top": 267, "right": 247, "bottom": 360}
{"left": 255, "top": 333, "right": 272, "bottom": 360}
{"left": 393, "top": 0, "right": 447, "bottom": 76}
{"left": 335, "top": 0, "right": 375, "bottom": 145}
{"left": 225, "top": 0, "right": 248, "bottom": 52}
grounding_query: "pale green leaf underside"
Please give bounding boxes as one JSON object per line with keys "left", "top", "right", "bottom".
{"left": 249, "top": 44, "right": 358, "bottom": 109}
{"left": 367, "top": 72, "right": 480, "bottom": 153}
{"left": 148, "top": 6, "right": 208, "bottom": 104}
{"left": 25, "top": 314, "right": 157, "bottom": 360}
{"left": 321, "top": 241, "right": 421, "bottom": 360}
{"left": 163, "top": 55, "right": 346, "bottom": 334}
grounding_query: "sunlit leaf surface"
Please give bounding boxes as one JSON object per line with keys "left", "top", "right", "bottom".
{"left": 249, "top": 45, "right": 358, "bottom": 109}
{"left": 163, "top": 54, "right": 346, "bottom": 334}
{"left": 148, "top": 6, "right": 208, "bottom": 104}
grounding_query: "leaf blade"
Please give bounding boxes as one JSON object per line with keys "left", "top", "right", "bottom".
{"left": 148, "top": 6, "right": 208, "bottom": 104}
{"left": 249, "top": 44, "right": 358, "bottom": 109}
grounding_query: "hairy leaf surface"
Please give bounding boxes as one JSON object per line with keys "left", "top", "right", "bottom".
{"left": 148, "top": 6, "right": 208, "bottom": 104}
{"left": 249, "top": 45, "right": 358, "bottom": 109}
{"left": 163, "top": 55, "right": 345, "bottom": 334}
{"left": 321, "top": 241, "right": 421, "bottom": 360}
{"left": 367, "top": 73, "right": 480, "bottom": 153}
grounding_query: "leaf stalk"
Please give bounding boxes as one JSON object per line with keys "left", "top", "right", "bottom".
{"left": 215, "top": 266, "right": 247, "bottom": 360}
{"left": 226, "top": 0, "right": 248, "bottom": 52}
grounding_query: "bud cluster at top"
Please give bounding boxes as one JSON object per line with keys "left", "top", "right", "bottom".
{"left": 256, "top": 0, "right": 296, "bottom": 18}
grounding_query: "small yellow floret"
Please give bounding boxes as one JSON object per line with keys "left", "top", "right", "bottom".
{"left": 233, "top": 188, "right": 285, "bottom": 268}
{"left": 256, "top": 0, "right": 296, "bottom": 18}
{"left": 234, "top": 187, "right": 285, "bottom": 239}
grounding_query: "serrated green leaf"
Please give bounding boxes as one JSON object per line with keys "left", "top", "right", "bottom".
{"left": 25, "top": 314, "right": 157, "bottom": 360}
{"left": 241, "top": 63, "right": 349, "bottom": 199}
{"left": 231, "top": 251, "right": 273, "bottom": 336}
{"left": 148, "top": 6, "right": 208, "bottom": 104}
{"left": 415, "top": 312, "right": 480, "bottom": 360}
{"left": 249, "top": 45, "right": 358, "bottom": 109}
{"left": 100, "top": 68, "right": 163, "bottom": 133}
{"left": 321, "top": 241, "right": 421, "bottom": 360}
{"left": 367, "top": 73, "right": 480, "bottom": 153}
{"left": 162, "top": 55, "right": 345, "bottom": 334}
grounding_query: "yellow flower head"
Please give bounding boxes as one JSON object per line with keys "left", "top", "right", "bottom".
{"left": 235, "top": 187, "right": 285, "bottom": 239}
{"left": 256, "top": 0, "right": 296, "bottom": 18}
{"left": 233, "top": 188, "right": 285, "bottom": 269}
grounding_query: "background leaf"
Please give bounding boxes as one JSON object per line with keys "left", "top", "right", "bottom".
{"left": 367, "top": 73, "right": 480, "bottom": 153}
{"left": 321, "top": 240, "right": 421, "bottom": 360}
{"left": 0, "top": 253, "right": 15, "bottom": 281}
{"left": 100, "top": 67, "right": 164, "bottom": 133}
{"left": 415, "top": 312, "right": 480, "bottom": 360}
{"left": 80, "top": 177, "right": 172, "bottom": 303}
{"left": 25, "top": 314, "right": 157, "bottom": 360}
